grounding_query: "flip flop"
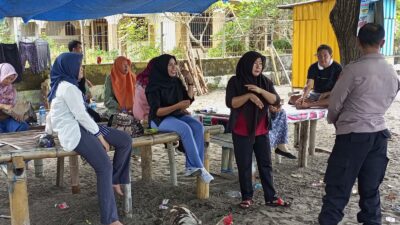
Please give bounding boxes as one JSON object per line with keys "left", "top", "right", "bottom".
{"left": 266, "top": 197, "right": 291, "bottom": 208}
{"left": 239, "top": 199, "right": 254, "bottom": 209}
{"left": 275, "top": 148, "right": 297, "bottom": 159}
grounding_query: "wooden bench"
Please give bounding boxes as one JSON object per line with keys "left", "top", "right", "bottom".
{"left": 0, "top": 125, "right": 223, "bottom": 225}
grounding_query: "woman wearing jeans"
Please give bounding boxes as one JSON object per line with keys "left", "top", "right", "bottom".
{"left": 226, "top": 51, "right": 290, "bottom": 209}
{"left": 48, "top": 52, "right": 132, "bottom": 225}
{"left": 146, "top": 54, "right": 213, "bottom": 184}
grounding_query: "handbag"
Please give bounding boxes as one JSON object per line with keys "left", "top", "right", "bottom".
{"left": 110, "top": 113, "right": 144, "bottom": 138}
{"left": 3, "top": 101, "right": 37, "bottom": 123}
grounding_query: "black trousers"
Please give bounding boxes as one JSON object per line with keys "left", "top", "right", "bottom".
{"left": 319, "top": 130, "right": 391, "bottom": 225}
{"left": 232, "top": 133, "right": 276, "bottom": 202}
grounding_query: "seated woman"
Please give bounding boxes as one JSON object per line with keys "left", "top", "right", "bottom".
{"left": 104, "top": 56, "right": 136, "bottom": 118}
{"left": 146, "top": 54, "right": 213, "bottom": 184}
{"left": 226, "top": 51, "right": 290, "bottom": 209}
{"left": 0, "top": 63, "right": 29, "bottom": 133}
{"left": 132, "top": 58, "right": 155, "bottom": 121}
{"left": 269, "top": 105, "right": 296, "bottom": 159}
{"left": 48, "top": 52, "right": 132, "bottom": 225}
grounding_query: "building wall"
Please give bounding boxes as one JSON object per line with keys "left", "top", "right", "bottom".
{"left": 382, "top": 0, "right": 396, "bottom": 56}
{"left": 292, "top": 0, "right": 340, "bottom": 88}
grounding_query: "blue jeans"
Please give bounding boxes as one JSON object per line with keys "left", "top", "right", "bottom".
{"left": 0, "top": 117, "right": 29, "bottom": 133}
{"left": 151, "top": 115, "right": 205, "bottom": 169}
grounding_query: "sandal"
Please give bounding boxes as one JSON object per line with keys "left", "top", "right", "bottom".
{"left": 265, "top": 197, "right": 291, "bottom": 207}
{"left": 239, "top": 199, "right": 254, "bottom": 209}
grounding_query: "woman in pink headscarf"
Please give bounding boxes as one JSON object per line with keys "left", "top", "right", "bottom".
{"left": 132, "top": 58, "right": 155, "bottom": 121}
{"left": 0, "top": 63, "right": 29, "bottom": 133}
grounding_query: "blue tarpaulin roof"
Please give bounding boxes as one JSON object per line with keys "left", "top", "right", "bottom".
{"left": 0, "top": 0, "right": 218, "bottom": 22}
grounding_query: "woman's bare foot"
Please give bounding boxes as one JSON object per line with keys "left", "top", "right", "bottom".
{"left": 109, "top": 220, "right": 123, "bottom": 225}
{"left": 113, "top": 184, "right": 124, "bottom": 196}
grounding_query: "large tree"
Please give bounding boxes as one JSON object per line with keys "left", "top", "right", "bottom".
{"left": 330, "top": 0, "right": 361, "bottom": 65}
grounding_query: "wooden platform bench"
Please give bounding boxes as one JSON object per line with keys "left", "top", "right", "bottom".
{"left": 0, "top": 125, "right": 223, "bottom": 225}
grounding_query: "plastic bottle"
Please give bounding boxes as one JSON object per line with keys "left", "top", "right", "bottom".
{"left": 38, "top": 105, "right": 46, "bottom": 126}
{"left": 90, "top": 99, "right": 97, "bottom": 110}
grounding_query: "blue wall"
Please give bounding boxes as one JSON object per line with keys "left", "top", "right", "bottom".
{"left": 382, "top": 0, "right": 396, "bottom": 56}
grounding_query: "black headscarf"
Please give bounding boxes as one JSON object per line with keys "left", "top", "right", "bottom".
{"left": 145, "top": 54, "right": 189, "bottom": 125}
{"left": 235, "top": 51, "right": 270, "bottom": 140}
{"left": 146, "top": 54, "right": 182, "bottom": 93}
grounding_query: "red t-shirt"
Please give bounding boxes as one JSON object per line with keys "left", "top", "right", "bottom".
{"left": 233, "top": 111, "right": 268, "bottom": 136}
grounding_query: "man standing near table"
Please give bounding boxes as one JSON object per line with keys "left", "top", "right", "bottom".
{"left": 319, "top": 23, "right": 400, "bottom": 225}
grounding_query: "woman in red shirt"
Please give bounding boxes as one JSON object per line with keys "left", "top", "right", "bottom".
{"left": 225, "top": 51, "right": 290, "bottom": 209}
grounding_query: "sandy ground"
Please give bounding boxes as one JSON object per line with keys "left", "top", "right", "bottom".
{"left": 1, "top": 85, "right": 400, "bottom": 225}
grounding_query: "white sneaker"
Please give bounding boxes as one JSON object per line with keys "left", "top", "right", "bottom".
{"left": 200, "top": 168, "right": 214, "bottom": 184}
{"left": 184, "top": 167, "right": 202, "bottom": 177}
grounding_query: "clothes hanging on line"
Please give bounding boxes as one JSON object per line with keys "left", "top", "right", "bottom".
{"left": 19, "top": 39, "right": 51, "bottom": 74}
{"left": 19, "top": 41, "right": 39, "bottom": 74}
{"left": 35, "top": 39, "right": 51, "bottom": 72}
{"left": 0, "top": 43, "right": 23, "bottom": 82}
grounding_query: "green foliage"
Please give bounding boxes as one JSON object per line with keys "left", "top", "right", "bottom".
{"left": 170, "top": 47, "right": 185, "bottom": 59}
{"left": 127, "top": 44, "right": 160, "bottom": 61}
{"left": 273, "top": 39, "right": 291, "bottom": 51}
{"left": 85, "top": 47, "right": 119, "bottom": 64}
{"left": 40, "top": 34, "right": 68, "bottom": 61}
{"left": 0, "top": 19, "right": 14, "bottom": 43}
{"left": 118, "top": 17, "right": 148, "bottom": 43}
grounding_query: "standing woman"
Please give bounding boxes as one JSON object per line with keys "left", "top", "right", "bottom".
{"left": 146, "top": 54, "right": 213, "bottom": 183}
{"left": 48, "top": 52, "right": 132, "bottom": 225}
{"left": 226, "top": 51, "right": 290, "bottom": 209}
{"left": 0, "top": 63, "right": 29, "bottom": 133}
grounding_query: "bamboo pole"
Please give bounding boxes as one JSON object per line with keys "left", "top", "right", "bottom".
{"left": 69, "top": 155, "right": 80, "bottom": 194}
{"left": 33, "top": 159, "right": 43, "bottom": 177}
{"left": 167, "top": 142, "right": 178, "bottom": 186}
{"left": 56, "top": 157, "right": 64, "bottom": 187}
{"left": 122, "top": 170, "right": 132, "bottom": 218}
{"left": 197, "top": 132, "right": 210, "bottom": 199}
{"left": 140, "top": 145, "right": 152, "bottom": 182}
{"left": 268, "top": 47, "right": 281, "bottom": 86}
{"left": 0, "top": 125, "right": 224, "bottom": 163}
{"left": 8, "top": 157, "right": 30, "bottom": 225}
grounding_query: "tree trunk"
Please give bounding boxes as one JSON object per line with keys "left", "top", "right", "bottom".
{"left": 330, "top": 0, "right": 361, "bottom": 65}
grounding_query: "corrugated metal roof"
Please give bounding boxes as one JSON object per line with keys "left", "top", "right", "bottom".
{"left": 277, "top": 0, "right": 322, "bottom": 9}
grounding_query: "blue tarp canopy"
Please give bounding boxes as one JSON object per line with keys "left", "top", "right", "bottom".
{"left": 0, "top": 0, "right": 218, "bottom": 22}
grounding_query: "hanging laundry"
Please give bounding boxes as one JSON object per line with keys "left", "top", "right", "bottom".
{"left": 35, "top": 39, "right": 51, "bottom": 72}
{"left": 0, "top": 43, "right": 23, "bottom": 82}
{"left": 19, "top": 41, "right": 40, "bottom": 74}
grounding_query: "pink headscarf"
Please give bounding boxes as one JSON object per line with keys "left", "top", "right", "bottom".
{"left": 0, "top": 63, "right": 18, "bottom": 106}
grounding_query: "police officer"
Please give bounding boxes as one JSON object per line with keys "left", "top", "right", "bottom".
{"left": 319, "top": 23, "right": 400, "bottom": 224}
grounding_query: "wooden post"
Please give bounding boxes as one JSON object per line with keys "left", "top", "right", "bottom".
{"left": 167, "top": 143, "right": 177, "bottom": 186}
{"left": 298, "top": 121, "right": 310, "bottom": 168}
{"left": 308, "top": 120, "right": 317, "bottom": 156}
{"left": 122, "top": 170, "right": 132, "bottom": 218}
{"left": 268, "top": 47, "right": 281, "bottom": 86}
{"left": 197, "top": 132, "right": 210, "bottom": 199}
{"left": 227, "top": 149, "right": 234, "bottom": 173}
{"left": 33, "top": 159, "right": 43, "bottom": 177}
{"left": 69, "top": 155, "right": 80, "bottom": 194}
{"left": 221, "top": 147, "right": 230, "bottom": 173}
{"left": 140, "top": 145, "right": 152, "bottom": 182}
{"left": 8, "top": 157, "right": 30, "bottom": 225}
{"left": 56, "top": 157, "right": 65, "bottom": 187}
{"left": 293, "top": 123, "right": 300, "bottom": 148}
